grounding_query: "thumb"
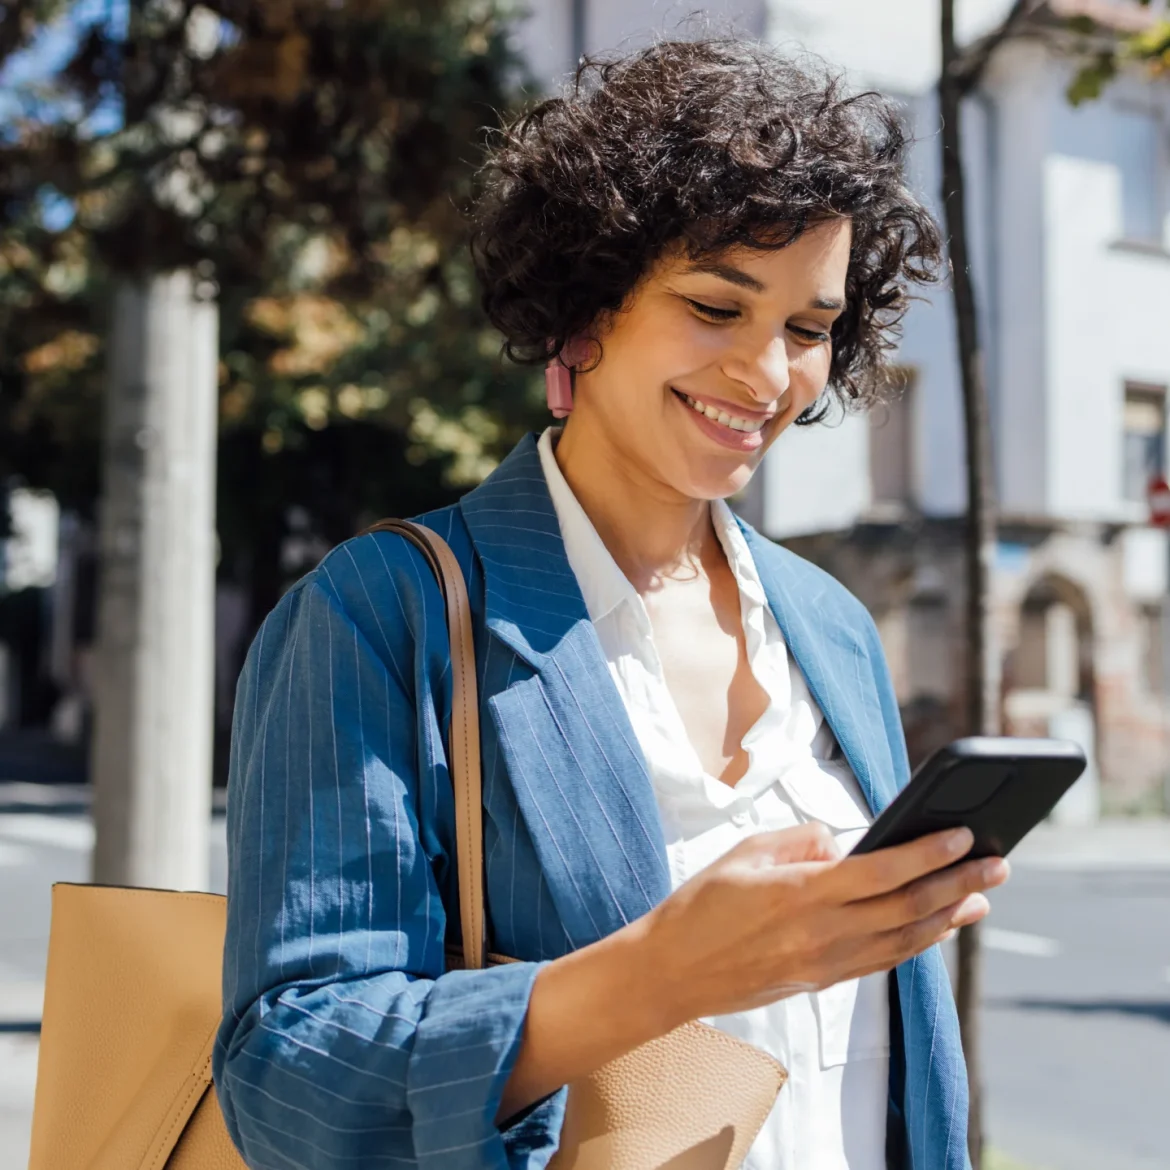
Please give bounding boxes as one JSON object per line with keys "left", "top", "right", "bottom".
{"left": 749, "top": 821, "right": 842, "bottom": 866}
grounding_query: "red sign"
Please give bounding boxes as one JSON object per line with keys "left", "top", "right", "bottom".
{"left": 1149, "top": 475, "right": 1170, "bottom": 528}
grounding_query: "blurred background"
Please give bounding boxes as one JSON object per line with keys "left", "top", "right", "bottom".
{"left": 1, "top": 1, "right": 1168, "bottom": 1168}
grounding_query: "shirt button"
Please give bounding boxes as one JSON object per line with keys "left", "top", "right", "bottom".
{"left": 731, "top": 807, "right": 750, "bottom": 827}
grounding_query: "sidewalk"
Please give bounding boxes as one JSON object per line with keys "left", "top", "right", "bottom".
{"left": 1009, "top": 817, "right": 1170, "bottom": 870}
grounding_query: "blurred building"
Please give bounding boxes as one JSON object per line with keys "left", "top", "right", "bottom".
{"left": 513, "top": 0, "right": 769, "bottom": 87}
{"left": 746, "top": 0, "right": 1170, "bottom": 816}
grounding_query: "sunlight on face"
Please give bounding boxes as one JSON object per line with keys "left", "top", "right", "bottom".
{"left": 566, "top": 218, "right": 852, "bottom": 501}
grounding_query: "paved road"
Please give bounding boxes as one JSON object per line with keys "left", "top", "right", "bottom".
{"left": 0, "top": 793, "right": 1166, "bottom": 1170}
{"left": 980, "top": 865, "right": 1170, "bottom": 1170}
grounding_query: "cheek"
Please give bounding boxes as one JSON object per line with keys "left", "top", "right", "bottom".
{"left": 792, "top": 345, "right": 833, "bottom": 404}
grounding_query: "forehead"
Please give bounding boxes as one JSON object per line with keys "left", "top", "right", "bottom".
{"left": 661, "top": 219, "right": 854, "bottom": 287}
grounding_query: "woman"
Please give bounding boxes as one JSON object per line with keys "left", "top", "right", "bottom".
{"left": 215, "top": 40, "right": 1009, "bottom": 1170}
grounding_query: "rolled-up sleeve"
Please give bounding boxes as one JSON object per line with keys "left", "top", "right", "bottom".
{"left": 213, "top": 558, "right": 548, "bottom": 1170}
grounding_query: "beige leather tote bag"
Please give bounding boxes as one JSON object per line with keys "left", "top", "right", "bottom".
{"left": 28, "top": 520, "right": 786, "bottom": 1170}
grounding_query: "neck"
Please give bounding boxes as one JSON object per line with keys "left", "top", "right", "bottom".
{"left": 552, "top": 416, "right": 718, "bottom": 593}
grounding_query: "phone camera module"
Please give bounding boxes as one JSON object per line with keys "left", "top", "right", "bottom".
{"left": 925, "top": 764, "right": 1016, "bottom": 814}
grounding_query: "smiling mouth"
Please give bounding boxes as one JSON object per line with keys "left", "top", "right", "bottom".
{"left": 671, "top": 388, "right": 771, "bottom": 433}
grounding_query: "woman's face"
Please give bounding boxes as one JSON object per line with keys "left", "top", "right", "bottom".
{"left": 569, "top": 217, "right": 852, "bottom": 501}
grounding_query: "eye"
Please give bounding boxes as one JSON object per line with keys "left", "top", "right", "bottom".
{"left": 683, "top": 297, "right": 740, "bottom": 323}
{"left": 788, "top": 324, "right": 832, "bottom": 344}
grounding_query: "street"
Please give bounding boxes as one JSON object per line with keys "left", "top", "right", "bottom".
{"left": 981, "top": 859, "right": 1170, "bottom": 1170}
{"left": 0, "top": 787, "right": 1167, "bottom": 1170}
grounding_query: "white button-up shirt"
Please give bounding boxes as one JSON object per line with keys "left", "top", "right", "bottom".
{"left": 537, "top": 427, "right": 889, "bottom": 1169}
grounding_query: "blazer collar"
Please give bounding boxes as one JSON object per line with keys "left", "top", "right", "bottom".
{"left": 458, "top": 433, "right": 590, "bottom": 669}
{"left": 460, "top": 436, "right": 672, "bottom": 939}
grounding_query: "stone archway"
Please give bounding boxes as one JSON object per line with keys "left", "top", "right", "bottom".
{"left": 1003, "top": 573, "right": 1101, "bottom": 824}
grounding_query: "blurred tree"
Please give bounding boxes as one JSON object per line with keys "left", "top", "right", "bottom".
{"left": 0, "top": 0, "right": 544, "bottom": 629}
{"left": 938, "top": 1, "right": 1047, "bottom": 1163}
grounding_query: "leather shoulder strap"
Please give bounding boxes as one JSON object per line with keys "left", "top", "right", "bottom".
{"left": 358, "top": 520, "right": 486, "bottom": 970}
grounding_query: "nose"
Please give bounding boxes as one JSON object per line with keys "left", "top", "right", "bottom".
{"left": 723, "top": 335, "right": 791, "bottom": 407}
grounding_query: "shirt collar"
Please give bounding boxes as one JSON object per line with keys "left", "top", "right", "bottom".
{"left": 537, "top": 427, "right": 640, "bottom": 624}
{"left": 710, "top": 498, "right": 770, "bottom": 610}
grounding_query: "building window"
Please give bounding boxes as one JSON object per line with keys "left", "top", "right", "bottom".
{"left": 869, "top": 370, "right": 916, "bottom": 509}
{"left": 1122, "top": 383, "right": 1167, "bottom": 503}
{"left": 1114, "top": 106, "right": 1164, "bottom": 244}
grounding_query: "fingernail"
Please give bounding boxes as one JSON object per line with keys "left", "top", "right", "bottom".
{"left": 982, "top": 857, "right": 1009, "bottom": 883}
{"left": 953, "top": 892, "right": 990, "bottom": 924}
{"left": 947, "top": 827, "right": 974, "bottom": 855}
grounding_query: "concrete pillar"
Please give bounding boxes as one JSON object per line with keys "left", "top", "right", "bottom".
{"left": 91, "top": 270, "right": 218, "bottom": 890}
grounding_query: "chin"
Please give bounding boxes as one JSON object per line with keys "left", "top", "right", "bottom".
{"left": 678, "top": 457, "right": 759, "bottom": 503}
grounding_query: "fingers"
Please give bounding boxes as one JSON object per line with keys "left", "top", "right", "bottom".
{"left": 949, "top": 891, "right": 992, "bottom": 928}
{"left": 846, "top": 854, "right": 1009, "bottom": 939}
{"left": 839, "top": 892, "right": 994, "bottom": 982}
{"left": 828, "top": 827, "right": 977, "bottom": 903}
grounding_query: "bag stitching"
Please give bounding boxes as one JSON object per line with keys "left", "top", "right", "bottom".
{"left": 140, "top": 1076, "right": 208, "bottom": 1170}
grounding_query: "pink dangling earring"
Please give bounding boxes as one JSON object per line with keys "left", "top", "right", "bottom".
{"left": 545, "top": 338, "right": 591, "bottom": 418}
{"left": 545, "top": 356, "right": 574, "bottom": 419}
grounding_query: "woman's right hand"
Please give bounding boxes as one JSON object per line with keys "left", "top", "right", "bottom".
{"left": 496, "top": 821, "right": 1008, "bottom": 1125}
{"left": 637, "top": 822, "right": 1008, "bottom": 1023}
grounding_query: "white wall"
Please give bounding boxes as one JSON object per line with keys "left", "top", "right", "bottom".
{"left": 512, "top": 0, "right": 574, "bottom": 90}
{"left": 1044, "top": 151, "right": 1170, "bottom": 521}
{"left": 983, "top": 41, "right": 1054, "bottom": 517}
{"left": 758, "top": 405, "right": 872, "bottom": 538}
{"left": 512, "top": 0, "right": 768, "bottom": 93}
{"left": 766, "top": 0, "right": 1016, "bottom": 92}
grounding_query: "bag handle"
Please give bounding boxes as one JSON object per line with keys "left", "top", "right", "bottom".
{"left": 359, "top": 520, "right": 487, "bottom": 970}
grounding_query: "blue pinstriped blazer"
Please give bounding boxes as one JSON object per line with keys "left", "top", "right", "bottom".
{"left": 214, "top": 433, "right": 971, "bottom": 1170}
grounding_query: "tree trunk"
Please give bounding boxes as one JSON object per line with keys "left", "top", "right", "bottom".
{"left": 939, "top": 2, "right": 1002, "bottom": 1166}
{"left": 90, "top": 271, "right": 219, "bottom": 890}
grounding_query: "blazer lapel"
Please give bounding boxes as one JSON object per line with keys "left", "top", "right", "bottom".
{"left": 460, "top": 436, "right": 671, "bottom": 949}
{"left": 740, "top": 523, "right": 898, "bottom": 816}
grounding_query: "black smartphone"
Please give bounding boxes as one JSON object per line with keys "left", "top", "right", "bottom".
{"left": 850, "top": 737, "right": 1087, "bottom": 859}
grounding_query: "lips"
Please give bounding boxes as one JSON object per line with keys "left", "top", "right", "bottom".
{"left": 671, "top": 388, "right": 777, "bottom": 451}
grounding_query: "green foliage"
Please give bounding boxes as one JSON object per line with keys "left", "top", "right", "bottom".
{"left": 0, "top": 0, "right": 546, "bottom": 591}
{"left": 1066, "top": 51, "right": 1117, "bottom": 106}
{"left": 1065, "top": 4, "right": 1170, "bottom": 107}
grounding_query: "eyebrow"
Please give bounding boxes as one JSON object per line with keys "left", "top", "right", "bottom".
{"left": 683, "top": 261, "right": 844, "bottom": 312}
{"left": 810, "top": 295, "right": 845, "bottom": 311}
{"left": 683, "top": 261, "right": 767, "bottom": 292}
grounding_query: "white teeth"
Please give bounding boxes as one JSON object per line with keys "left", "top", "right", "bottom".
{"left": 678, "top": 391, "right": 766, "bottom": 435}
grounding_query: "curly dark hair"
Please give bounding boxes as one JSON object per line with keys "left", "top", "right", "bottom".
{"left": 470, "top": 38, "right": 942, "bottom": 420}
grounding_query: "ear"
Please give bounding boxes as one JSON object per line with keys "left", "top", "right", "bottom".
{"left": 560, "top": 336, "right": 594, "bottom": 368}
